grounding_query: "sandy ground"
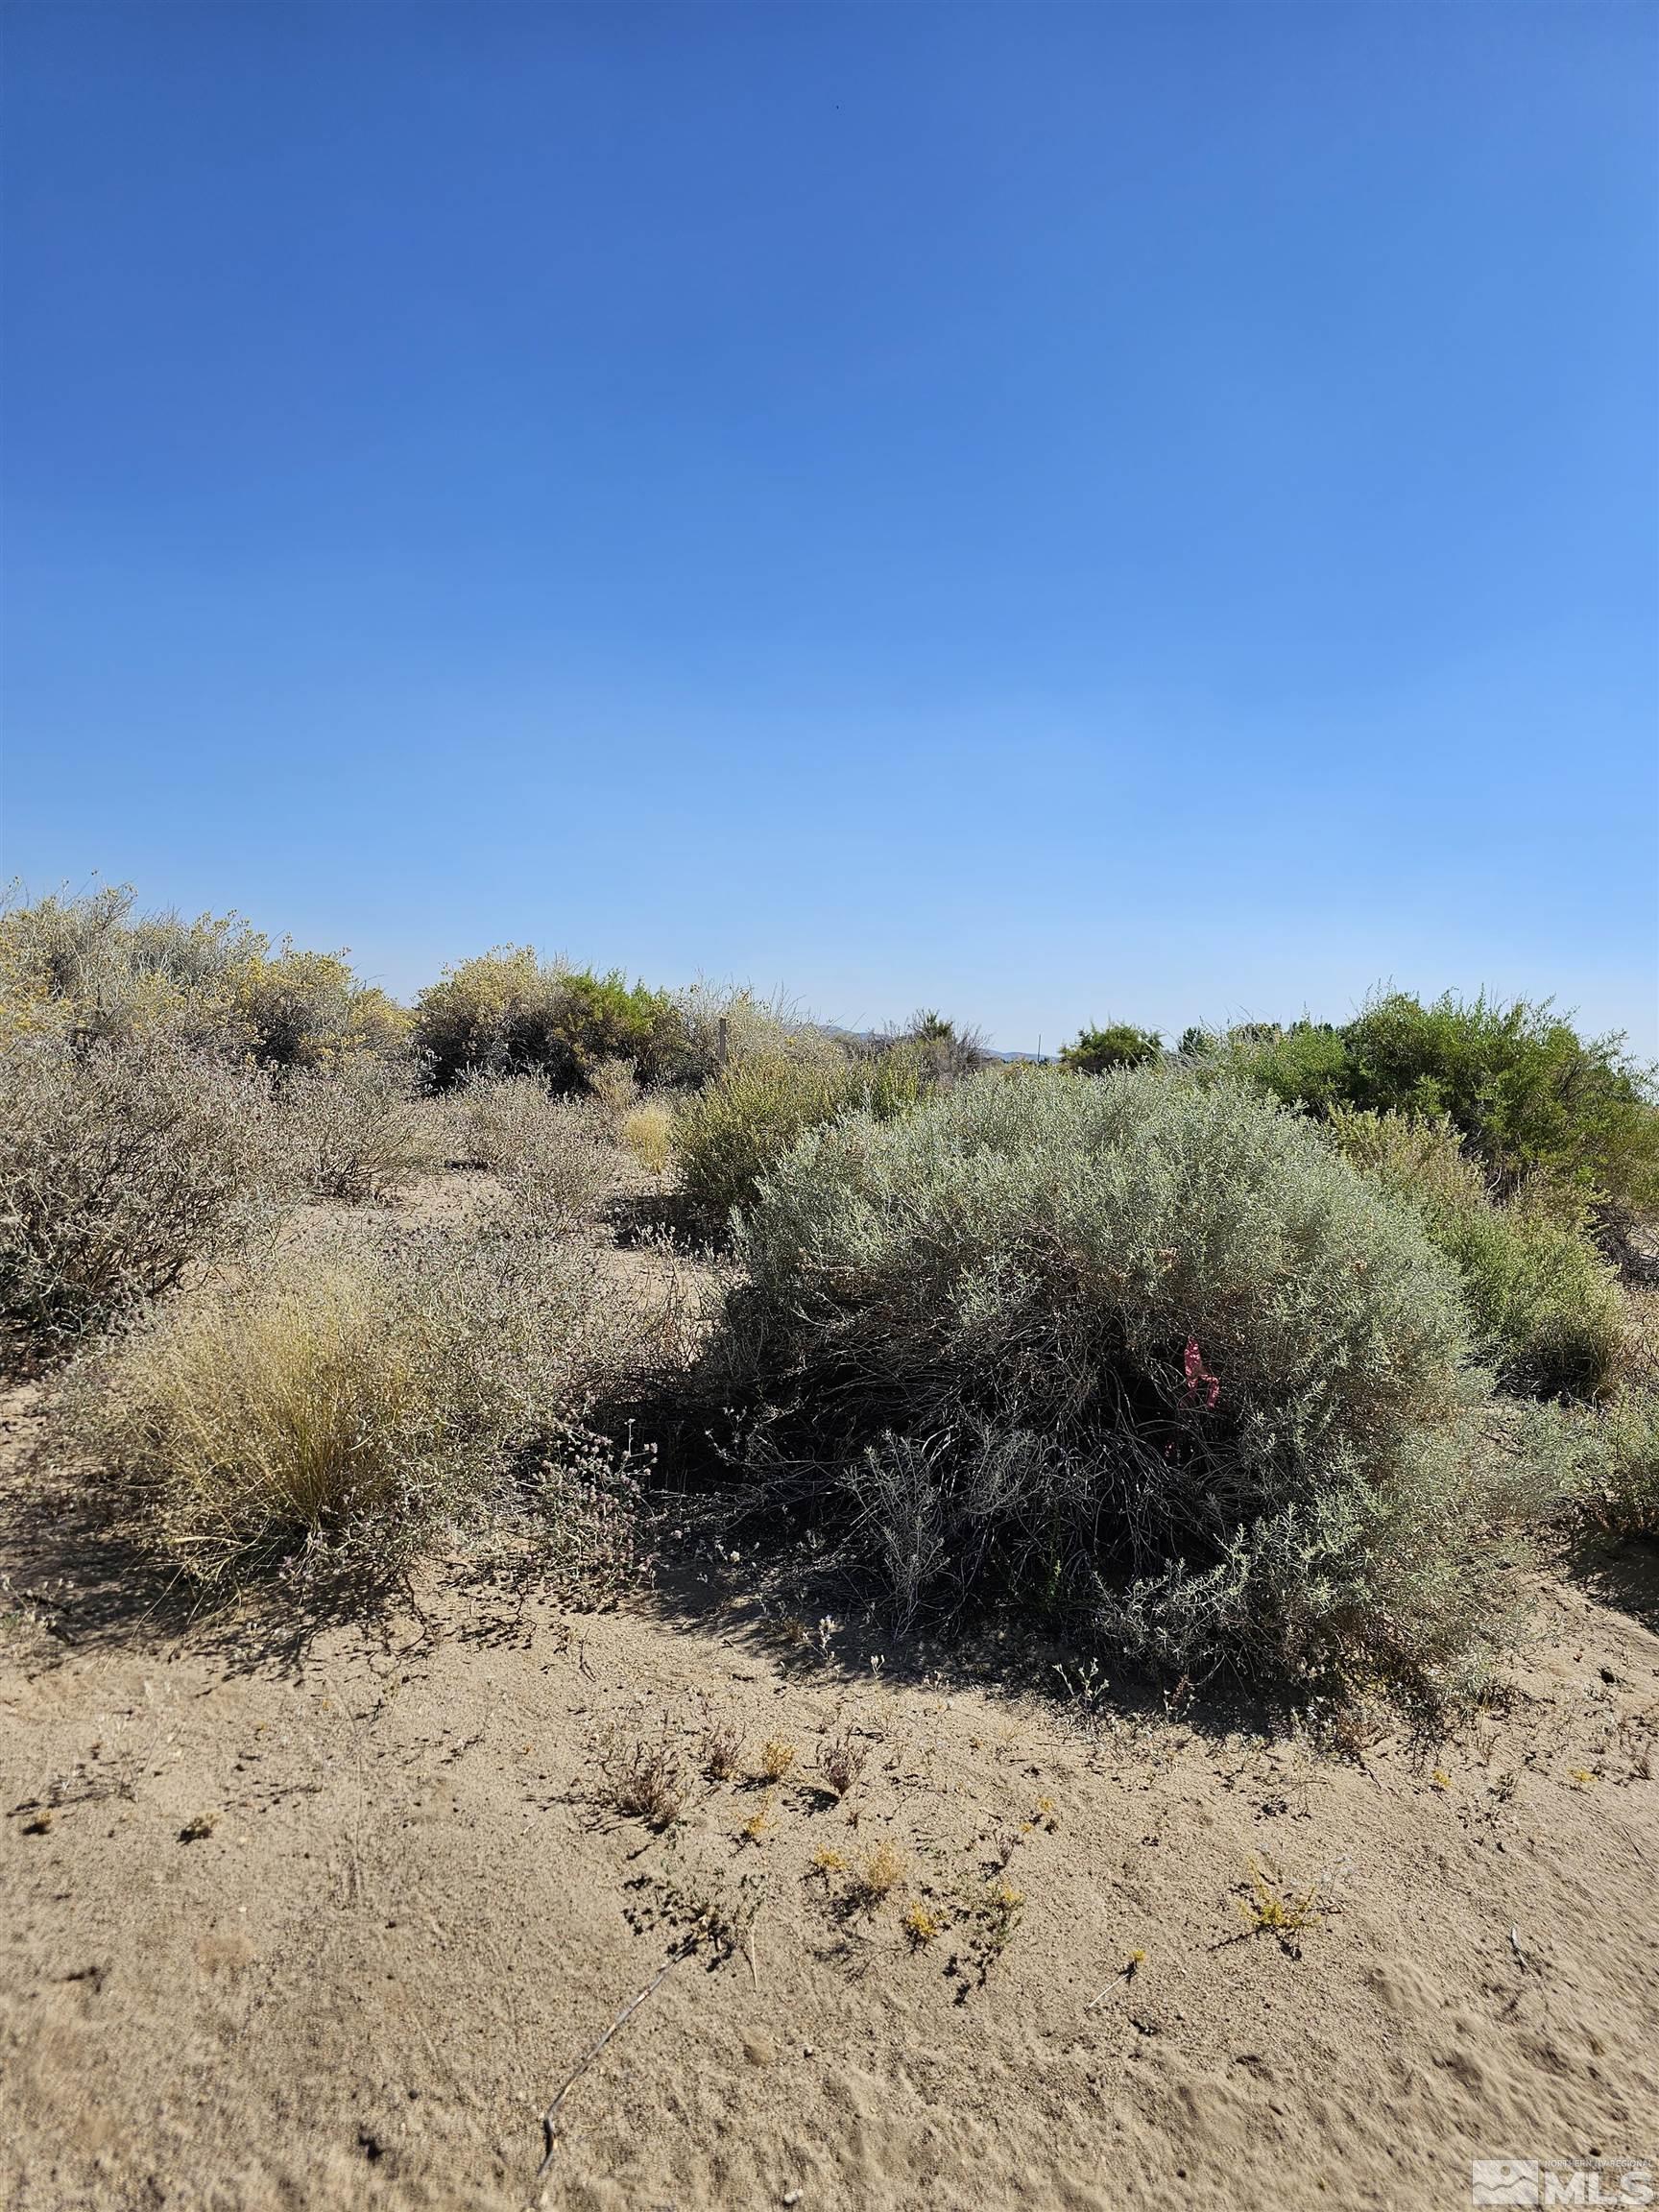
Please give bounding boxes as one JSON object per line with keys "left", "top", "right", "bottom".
{"left": 3, "top": 1176, "right": 1657, "bottom": 2211}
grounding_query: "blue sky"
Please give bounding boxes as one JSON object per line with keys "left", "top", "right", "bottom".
{"left": 3, "top": 2, "right": 1655, "bottom": 1053}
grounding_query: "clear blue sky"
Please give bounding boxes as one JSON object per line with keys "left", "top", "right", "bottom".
{"left": 3, "top": 2, "right": 1655, "bottom": 1053}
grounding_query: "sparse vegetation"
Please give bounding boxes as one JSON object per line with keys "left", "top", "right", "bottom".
{"left": 740, "top": 1791, "right": 777, "bottom": 1844}
{"left": 699, "top": 1717, "right": 743, "bottom": 1782}
{"left": 757, "top": 1736, "right": 798, "bottom": 1783}
{"left": 1238, "top": 1857, "right": 1322, "bottom": 1938}
{"left": 596, "top": 1728, "right": 687, "bottom": 1831}
{"left": 843, "top": 1838, "right": 907, "bottom": 1908}
{"left": 818, "top": 1728, "right": 868, "bottom": 1799}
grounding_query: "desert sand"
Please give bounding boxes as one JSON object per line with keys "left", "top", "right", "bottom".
{"left": 3, "top": 1174, "right": 1655, "bottom": 2212}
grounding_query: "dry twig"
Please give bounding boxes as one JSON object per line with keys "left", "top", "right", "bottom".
{"left": 528, "top": 1955, "right": 681, "bottom": 2199}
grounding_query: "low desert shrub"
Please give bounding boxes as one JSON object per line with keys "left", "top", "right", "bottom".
{"left": 227, "top": 946, "right": 408, "bottom": 1068}
{"left": 464, "top": 1069, "right": 558, "bottom": 1173}
{"left": 0, "top": 884, "right": 263, "bottom": 1047}
{"left": 411, "top": 948, "right": 565, "bottom": 1088}
{"left": 675, "top": 1050, "right": 924, "bottom": 1237}
{"left": 464, "top": 1073, "right": 619, "bottom": 1236}
{"left": 68, "top": 1229, "right": 634, "bottom": 1582}
{"left": 0, "top": 884, "right": 406, "bottom": 1066}
{"left": 873, "top": 1010, "right": 992, "bottom": 1086}
{"left": 1059, "top": 1023, "right": 1163, "bottom": 1074}
{"left": 586, "top": 1055, "right": 640, "bottom": 1130}
{"left": 0, "top": 1027, "right": 289, "bottom": 1341}
{"left": 279, "top": 1058, "right": 438, "bottom": 1204}
{"left": 1324, "top": 1109, "right": 1623, "bottom": 1400}
{"left": 672, "top": 981, "right": 842, "bottom": 1086}
{"left": 705, "top": 1066, "right": 1533, "bottom": 1698}
{"left": 1572, "top": 1389, "right": 1659, "bottom": 1539}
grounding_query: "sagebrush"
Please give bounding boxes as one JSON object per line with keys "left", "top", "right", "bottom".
{"left": 705, "top": 1067, "right": 1537, "bottom": 1696}
{"left": 0, "top": 1026, "right": 289, "bottom": 1341}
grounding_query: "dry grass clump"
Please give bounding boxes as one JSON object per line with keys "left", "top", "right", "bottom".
{"left": 818, "top": 1729, "right": 868, "bottom": 1799}
{"left": 595, "top": 1728, "right": 687, "bottom": 1831}
{"left": 843, "top": 1839, "right": 907, "bottom": 1908}
{"left": 66, "top": 1228, "right": 636, "bottom": 1584}
{"left": 757, "top": 1736, "right": 798, "bottom": 1782}
{"left": 709, "top": 1066, "right": 1535, "bottom": 1700}
{"left": 279, "top": 1058, "right": 438, "bottom": 1203}
{"left": 902, "top": 1901, "right": 944, "bottom": 1945}
{"left": 622, "top": 1100, "right": 675, "bottom": 1178}
{"left": 0, "top": 1026, "right": 289, "bottom": 1342}
{"left": 1238, "top": 1857, "right": 1322, "bottom": 1939}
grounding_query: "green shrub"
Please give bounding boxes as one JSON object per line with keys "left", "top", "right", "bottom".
{"left": 0, "top": 1027, "right": 289, "bottom": 1341}
{"left": 1223, "top": 1022, "right": 1351, "bottom": 1113}
{"left": 706, "top": 1067, "right": 1530, "bottom": 1698}
{"left": 1324, "top": 1109, "right": 1623, "bottom": 1400}
{"left": 1228, "top": 993, "right": 1659, "bottom": 1223}
{"left": 1059, "top": 1023, "right": 1163, "bottom": 1074}
{"left": 675, "top": 1050, "right": 924, "bottom": 1236}
{"left": 413, "top": 949, "right": 691, "bottom": 1093}
{"left": 67, "top": 1229, "right": 637, "bottom": 1584}
{"left": 546, "top": 970, "right": 690, "bottom": 1090}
